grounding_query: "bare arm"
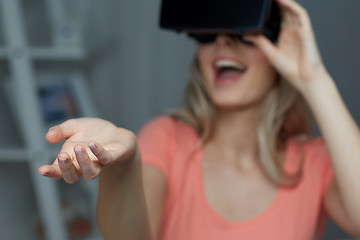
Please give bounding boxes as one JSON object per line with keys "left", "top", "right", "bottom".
{"left": 303, "top": 73, "right": 360, "bottom": 236}
{"left": 142, "top": 164, "right": 167, "bottom": 240}
{"left": 97, "top": 146, "right": 152, "bottom": 240}
{"left": 247, "top": 0, "right": 360, "bottom": 235}
{"left": 38, "top": 118, "right": 154, "bottom": 239}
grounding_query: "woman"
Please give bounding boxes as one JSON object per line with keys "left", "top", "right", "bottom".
{"left": 38, "top": 0, "right": 360, "bottom": 239}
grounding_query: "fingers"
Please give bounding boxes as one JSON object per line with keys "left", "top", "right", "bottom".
{"left": 276, "top": 0, "right": 310, "bottom": 27}
{"left": 39, "top": 145, "right": 102, "bottom": 183}
{"left": 57, "top": 142, "right": 113, "bottom": 182}
{"left": 39, "top": 141, "right": 119, "bottom": 183}
{"left": 38, "top": 152, "right": 81, "bottom": 183}
{"left": 74, "top": 145, "right": 101, "bottom": 180}
{"left": 244, "top": 34, "right": 278, "bottom": 63}
{"left": 46, "top": 119, "right": 78, "bottom": 144}
{"left": 57, "top": 152, "right": 82, "bottom": 184}
{"left": 276, "top": 0, "right": 306, "bottom": 15}
{"left": 88, "top": 141, "right": 114, "bottom": 165}
{"left": 38, "top": 164, "right": 63, "bottom": 180}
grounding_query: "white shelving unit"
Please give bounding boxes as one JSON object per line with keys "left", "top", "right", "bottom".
{"left": 0, "top": 148, "right": 28, "bottom": 162}
{"left": 0, "top": 47, "right": 86, "bottom": 60}
{"left": 0, "top": 0, "right": 100, "bottom": 239}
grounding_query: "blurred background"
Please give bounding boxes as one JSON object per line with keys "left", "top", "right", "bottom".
{"left": 0, "top": 0, "right": 359, "bottom": 239}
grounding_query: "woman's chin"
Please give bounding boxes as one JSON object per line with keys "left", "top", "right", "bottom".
{"left": 213, "top": 97, "right": 265, "bottom": 112}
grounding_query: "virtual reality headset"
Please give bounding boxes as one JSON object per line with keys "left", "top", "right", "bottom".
{"left": 159, "top": 0, "right": 281, "bottom": 43}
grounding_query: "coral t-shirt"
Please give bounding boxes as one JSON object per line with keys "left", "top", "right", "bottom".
{"left": 137, "top": 116, "right": 334, "bottom": 240}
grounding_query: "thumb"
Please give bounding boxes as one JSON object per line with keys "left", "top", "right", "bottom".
{"left": 243, "top": 34, "right": 279, "bottom": 64}
{"left": 46, "top": 120, "right": 78, "bottom": 144}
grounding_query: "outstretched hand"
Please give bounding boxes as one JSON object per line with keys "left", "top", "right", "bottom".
{"left": 38, "top": 118, "right": 138, "bottom": 184}
{"left": 245, "top": 0, "right": 329, "bottom": 93}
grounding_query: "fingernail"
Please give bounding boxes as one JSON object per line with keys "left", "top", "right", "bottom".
{"left": 48, "top": 127, "right": 55, "bottom": 132}
{"left": 59, "top": 157, "right": 67, "bottom": 164}
{"left": 89, "top": 143, "right": 96, "bottom": 151}
{"left": 40, "top": 172, "right": 48, "bottom": 177}
{"left": 75, "top": 148, "right": 83, "bottom": 157}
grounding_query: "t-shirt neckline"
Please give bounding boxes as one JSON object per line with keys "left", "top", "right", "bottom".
{"left": 193, "top": 139, "right": 294, "bottom": 227}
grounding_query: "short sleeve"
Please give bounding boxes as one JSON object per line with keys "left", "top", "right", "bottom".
{"left": 137, "top": 116, "right": 175, "bottom": 180}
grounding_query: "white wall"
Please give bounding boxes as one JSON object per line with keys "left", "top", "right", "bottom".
{"left": 89, "top": 0, "right": 196, "bottom": 132}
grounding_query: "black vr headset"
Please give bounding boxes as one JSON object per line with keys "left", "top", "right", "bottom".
{"left": 159, "top": 0, "right": 281, "bottom": 44}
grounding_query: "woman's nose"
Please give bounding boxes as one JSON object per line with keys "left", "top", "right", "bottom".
{"left": 215, "top": 34, "right": 236, "bottom": 47}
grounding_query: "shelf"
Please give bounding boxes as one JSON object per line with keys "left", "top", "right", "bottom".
{"left": 0, "top": 0, "right": 100, "bottom": 238}
{"left": 0, "top": 147, "right": 28, "bottom": 162}
{"left": 0, "top": 46, "right": 86, "bottom": 60}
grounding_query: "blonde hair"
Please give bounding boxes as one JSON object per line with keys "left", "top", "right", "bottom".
{"left": 172, "top": 58, "right": 311, "bottom": 185}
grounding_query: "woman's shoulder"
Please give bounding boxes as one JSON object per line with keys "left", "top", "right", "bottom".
{"left": 299, "top": 136, "right": 328, "bottom": 154}
{"left": 288, "top": 135, "right": 326, "bottom": 149}
{"left": 291, "top": 136, "right": 330, "bottom": 164}
{"left": 144, "top": 115, "right": 181, "bottom": 127}
{"left": 284, "top": 136, "right": 332, "bottom": 182}
{"left": 137, "top": 115, "right": 200, "bottom": 177}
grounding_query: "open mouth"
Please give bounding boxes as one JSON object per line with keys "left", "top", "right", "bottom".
{"left": 213, "top": 59, "right": 247, "bottom": 85}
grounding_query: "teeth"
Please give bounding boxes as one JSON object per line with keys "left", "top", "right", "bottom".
{"left": 215, "top": 60, "right": 246, "bottom": 71}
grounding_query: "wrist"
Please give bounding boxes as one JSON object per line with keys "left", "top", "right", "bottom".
{"left": 116, "top": 144, "right": 141, "bottom": 170}
{"left": 300, "top": 71, "right": 341, "bottom": 116}
{"left": 299, "top": 67, "right": 335, "bottom": 99}
{"left": 101, "top": 143, "right": 142, "bottom": 179}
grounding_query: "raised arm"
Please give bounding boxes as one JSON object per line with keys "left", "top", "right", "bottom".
{"left": 246, "top": 0, "right": 360, "bottom": 236}
{"left": 38, "top": 118, "right": 153, "bottom": 239}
